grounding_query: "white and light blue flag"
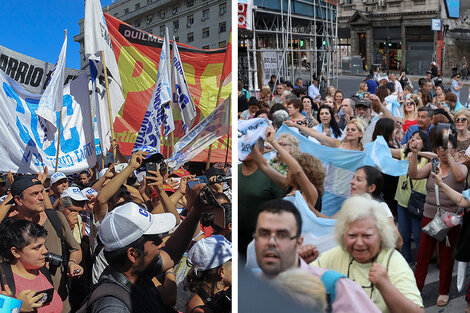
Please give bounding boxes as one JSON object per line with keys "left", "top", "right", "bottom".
{"left": 277, "top": 124, "right": 409, "bottom": 216}
{"left": 172, "top": 39, "right": 196, "bottom": 133}
{"left": 85, "top": 0, "right": 125, "bottom": 155}
{"left": 237, "top": 118, "right": 270, "bottom": 161}
{"left": 37, "top": 30, "right": 67, "bottom": 146}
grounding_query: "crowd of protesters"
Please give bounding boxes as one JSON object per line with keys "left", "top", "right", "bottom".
{"left": 0, "top": 141, "right": 232, "bottom": 313}
{"left": 239, "top": 65, "right": 470, "bottom": 312}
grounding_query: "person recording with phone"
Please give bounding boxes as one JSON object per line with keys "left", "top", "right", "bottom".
{"left": 408, "top": 133, "right": 467, "bottom": 306}
{"left": 0, "top": 219, "right": 63, "bottom": 312}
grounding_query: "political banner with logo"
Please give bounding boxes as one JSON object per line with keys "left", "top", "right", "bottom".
{"left": 0, "top": 44, "right": 83, "bottom": 94}
{"left": 103, "top": 13, "right": 231, "bottom": 159}
{"left": 0, "top": 69, "right": 96, "bottom": 174}
{"left": 237, "top": 118, "right": 270, "bottom": 161}
{"left": 167, "top": 97, "right": 231, "bottom": 170}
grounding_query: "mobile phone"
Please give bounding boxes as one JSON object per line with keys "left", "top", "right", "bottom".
{"left": 187, "top": 175, "right": 209, "bottom": 189}
{"left": 431, "top": 158, "right": 440, "bottom": 174}
{"left": 34, "top": 288, "right": 54, "bottom": 305}
{"left": 145, "top": 162, "right": 158, "bottom": 176}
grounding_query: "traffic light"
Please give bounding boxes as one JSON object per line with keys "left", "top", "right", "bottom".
{"left": 322, "top": 40, "right": 327, "bottom": 47}
{"left": 300, "top": 39, "right": 304, "bottom": 47}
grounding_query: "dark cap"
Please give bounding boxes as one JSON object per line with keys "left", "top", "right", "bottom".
{"left": 355, "top": 98, "right": 371, "bottom": 108}
{"left": 7, "top": 175, "right": 42, "bottom": 204}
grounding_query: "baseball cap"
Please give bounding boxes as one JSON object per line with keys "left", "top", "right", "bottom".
{"left": 170, "top": 168, "right": 191, "bottom": 177}
{"left": 7, "top": 175, "right": 42, "bottom": 204}
{"left": 355, "top": 98, "right": 371, "bottom": 108}
{"left": 50, "top": 172, "right": 67, "bottom": 185}
{"left": 98, "top": 202, "right": 177, "bottom": 251}
{"left": 81, "top": 187, "right": 98, "bottom": 198}
{"left": 61, "top": 187, "right": 88, "bottom": 201}
{"left": 187, "top": 235, "right": 232, "bottom": 274}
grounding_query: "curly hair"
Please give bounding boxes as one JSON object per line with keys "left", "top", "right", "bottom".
{"left": 294, "top": 153, "right": 325, "bottom": 196}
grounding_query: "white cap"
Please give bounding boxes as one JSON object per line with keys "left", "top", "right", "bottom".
{"left": 61, "top": 187, "right": 88, "bottom": 201}
{"left": 187, "top": 235, "right": 232, "bottom": 274}
{"left": 98, "top": 202, "right": 177, "bottom": 251}
{"left": 98, "top": 168, "right": 108, "bottom": 180}
{"left": 51, "top": 172, "right": 67, "bottom": 185}
{"left": 81, "top": 187, "right": 98, "bottom": 198}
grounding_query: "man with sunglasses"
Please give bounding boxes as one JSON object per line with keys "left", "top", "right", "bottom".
{"left": 82, "top": 181, "right": 217, "bottom": 313}
{"left": 253, "top": 199, "right": 380, "bottom": 313}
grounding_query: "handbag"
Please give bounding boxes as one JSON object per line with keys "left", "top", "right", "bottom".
{"left": 406, "top": 177, "right": 425, "bottom": 218}
{"left": 422, "top": 206, "right": 452, "bottom": 243}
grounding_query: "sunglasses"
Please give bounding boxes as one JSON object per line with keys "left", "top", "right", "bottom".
{"left": 456, "top": 117, "right": 468, "bottom": 123}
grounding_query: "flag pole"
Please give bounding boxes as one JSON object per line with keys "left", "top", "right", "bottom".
{"left": 101, "top": 51, "right": 116, "bottom": 161}
{"left": 224, "top": 98, "right": 231, "bottom": 167}
{"left": 55, "top": 111, "right": 63, "bottom": 172}
{"left": 206, "top": 144, "right": 213, "bottom": 170}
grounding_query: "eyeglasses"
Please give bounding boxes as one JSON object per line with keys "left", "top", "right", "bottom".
{"left": 456, "top": 117, "right": 468, "bottom": 123}
{"left": 347, "top": 258, "right": 375, "bottom": 299}
{"left": 253, "top": 229, "right": 299, "bottom": 243}
{"left": 405, "top": 101, "right": 415, "bottom": 106}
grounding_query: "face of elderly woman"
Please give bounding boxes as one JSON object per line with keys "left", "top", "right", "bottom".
{"left": 344, "top": 216, "right": 381, "bottom": 263}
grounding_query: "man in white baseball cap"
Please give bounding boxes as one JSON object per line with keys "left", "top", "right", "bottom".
{"left": 49, "top": 172, "right": 68, "bottom": 208}
{"left": 61, "top": 186, "right": 89, "bottom": 244}
{"left": 80, "top": 182, "right": 219, "bottom": 313}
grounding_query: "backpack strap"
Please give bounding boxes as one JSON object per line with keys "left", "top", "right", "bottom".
{"left": 85, "top": 282, "right": 132, "bottom": 311}
{"left": 321, "top": 270, "right": 346, "bottom": 310}
{"left": 44, "top": 209, "right": 69, "bottom": 265}
{"left": 0, "top": 262, "right": 15, "bottom": 295}
{"left": 38, "top": 266, "right": 54, "bottom": 287}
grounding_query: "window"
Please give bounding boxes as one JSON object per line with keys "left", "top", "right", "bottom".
{"left": 219, "top": 41, "right": 226, "bottom": 48}
{"left": 160, "top": 25, "right": 165, "bottom": 36}
{"left": 160, "top": 10, "right": 165, "bottom": 19}
{"left": 187, "top": 32, "right": 194, "bottom": 42}
{"left": 135, "top": 3, "right": 140, "bottom": 10}
{"left": 135, "top": 20, "right": 141, "bottom": 27}
{"left": 114, "top": 12, "right": 119, "bottom": 16}
{"left": 202, "top": 27, "right": 209, "bottom": 38}
{"left": 219, "top": 3, "right": 227, "bottom": 15}
{"left": 173, "top": 20, "right": 179, "bottom": 31}
{"left": 219, "top": 22, "right": 226, "bottom": 33}
{"left": 172, "top": 7, "right": 178, "bottom": 15}
{"left": 202, "top": 9, "right": 209, "bottom": 20}
{"left": 202, "top": 45, "right": 209, "bottom": 49}
{"left": 124, "top": 8, "right": 129, "bottom": 14}
{"left": 187, "top": 15, "right": 194, "bottom": 27}
{"left": 187, "top": 0, "right": 194, "bottom": 7}
{"left": 147, "top": 15, "right": 153, "bottom": 24}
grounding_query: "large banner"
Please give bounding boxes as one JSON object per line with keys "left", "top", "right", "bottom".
{"left": 104, "top": 13, "right": 231, "bottom": 160}
{"left": 0, "top": 44, "right": 83, "bottom": 94}
{"left": 0, "top": 70, "right": 96, "bottom": 174}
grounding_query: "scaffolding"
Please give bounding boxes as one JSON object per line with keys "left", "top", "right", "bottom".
{"left": 239, "top": 0, "right": 338, "bottom": 94}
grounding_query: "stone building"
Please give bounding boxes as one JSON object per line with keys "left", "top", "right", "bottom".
{"left": 74, "top": 0, "right": 230, "bottom": 70}
{"left": 338, "top": 0, "right": 440, "bottom": 75}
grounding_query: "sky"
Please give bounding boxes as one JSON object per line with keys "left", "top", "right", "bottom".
{"left": 0, "top": 0, "right": 115, "bottom": 70}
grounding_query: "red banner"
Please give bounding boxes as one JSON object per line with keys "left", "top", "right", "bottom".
{"left": 104, "top": 14, "right": 231, "bottom": 161}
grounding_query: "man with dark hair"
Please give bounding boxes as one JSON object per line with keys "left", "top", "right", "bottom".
{"left": 83, "top": 182, "right": 218, "bottom": 313}
{"left": 401, "top": 106, "right": 434, "bottom": 144}
{"left": 294, "top": 78, "right": 304, "bottom": 89}
{"left": 79, "top": 170, "right": 92, "bottom": 188}
{"left": 253, "top": 199, "right": 381, "bottom": 313}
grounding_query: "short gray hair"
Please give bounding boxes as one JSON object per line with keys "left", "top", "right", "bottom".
{"left": 277, "top": 133, "right": 300, "bottom": 152}
{"left": 61, "top": 196, "right": 73, "bottom": 208}
{"left": 334, "top": 195, "right": 397, "bottom": 251}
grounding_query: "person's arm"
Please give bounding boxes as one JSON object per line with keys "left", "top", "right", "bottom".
{"left": 251, "top": 146, "right": 287, "bottom": 189}
{"left": 408, "top": 150, "right": 431, "bottom": 180}
{"left": 284, "top": 120, "right": 340, "bottom": 148}
{"left": 152, "top": 268, "right": 177, "bottom": 307}
{"left": 110, "top": 139, "right": 129, "bottom": 164}
{"left": 0, "top": 194, "right": 13, "bottom": 223}
{"left": 432, "top": 171, "right": 470, "bottom": 207}
{"left": 265, "top": 126, "right": 318, "bottom": 208}
{"left": 36, "top": 167, "right": 53, "bottom": 210}
{"left": 369, "top": 263, "right": 424, "bottom": 313}
{"left": 92, "top": 165, "right": 117, "bottom": 222}
{"left": 417, "top": 151, "right": 438, "bottom": 160}
{"left": 447, "top": 153, "right": 468, "bottom": 183}
{"left": 370, "top": 94, "right": 396, "bottom": 122}
{"left": 159, "top": 184, "right": 219, "bottom": 271}
{"left": 390, "top": 148, "right": 402, "bottom": 159}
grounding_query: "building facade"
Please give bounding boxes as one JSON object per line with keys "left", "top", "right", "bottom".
{"left": 338, "top": 0, "right": 470, "bottom": 76}
{"left": 74, "top": 0, "right": 230, "bottom": 70}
